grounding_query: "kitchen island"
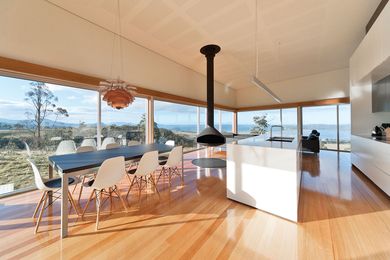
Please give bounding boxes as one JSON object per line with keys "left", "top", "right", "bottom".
{"left": 226, "top": 136, "right": 302, "bottom": 222}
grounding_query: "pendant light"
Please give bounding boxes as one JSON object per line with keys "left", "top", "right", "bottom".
{"left": 100, "top": 0, "right": 136, "bottom": 109}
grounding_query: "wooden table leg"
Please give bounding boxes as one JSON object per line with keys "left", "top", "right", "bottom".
{"left": 48, "top": 164, "right": 53, "bottom": 204}
{"left": 61, "top": 172, "right": 69, "bottom": 238}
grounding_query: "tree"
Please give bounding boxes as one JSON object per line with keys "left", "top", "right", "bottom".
{"left": 24, "top": 82, "right": 67, "bottom": 146}
{"left": 52, "top": 107, "right": 69, "bottom": 127}
{"left": 250, "top": 115, "right": 269, "bottom": 135}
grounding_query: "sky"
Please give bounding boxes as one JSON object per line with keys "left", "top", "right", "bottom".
{"left": 0, "top": 75, "right": 350, "bottom": 126}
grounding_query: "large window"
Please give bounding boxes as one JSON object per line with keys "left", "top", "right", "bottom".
{"left": 302, "top": 104, "right": 351, "bottom": 151}
{"left": 302, "top": 105, "right": 338, "bottom": 150}
{"left": 339, "top": 104, "right": 351, "bottom": 151}
{"left": 238, "top": 104, "right": 350, "bottom": 151}
{"left": 154, "top": 100, "right": 198, "bottom": 151}
{"left": 101, "top": 97, "right": 147, "bottom": 145}
{"left": 214, "top": 110, "right": 233, "bottom": 134}
{"left": 238, "top": 109, "right": 281, "bottom": 135}
{"left": 281, "top": 108, "right": 298, "bottom": 138}
{"left": 0, "top": 76, "right": 97, "bottom": 195}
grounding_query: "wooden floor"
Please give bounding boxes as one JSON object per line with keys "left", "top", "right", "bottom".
{"left": 0, "top": 149, "right": 389, "bottom": 259}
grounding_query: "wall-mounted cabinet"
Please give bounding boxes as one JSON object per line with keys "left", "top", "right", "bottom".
{"left": 372, "top": 74, "right": 390, "bottom": 112}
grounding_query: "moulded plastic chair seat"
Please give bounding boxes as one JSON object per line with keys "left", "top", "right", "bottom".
{"left": 27, "top": 159, "right": 79, "bottom": 233}
{"left": 158, "top": 146, "right": 183, "bottom": 186}
{"left": 74, "top": 145, "right": 98, "bottom": 202}
{"left": 125, "top": 151, "right": 160, "bottom": 199}
{"left": 106, "top": 143, "right": 120, "bottom": 150}
{"left": 56, "top": 140, "right": 76, "bottom": 155}
{"left": 128, "top": 140, "right": 141, "bottom": 146}
{"left": 101, "top": 137, "right": 116, "bottom": 150}
{"left": 158, "top": 140, "right": 175, "bottom": 161}
{"left": 76, "top": 145, "right": 96, "bottom": 153}
{"left": 126, "top": 141, "right": 141, "bottom": 169}
{"left": 81, "top": 156, "right": 128, "bottom": 230}
{"left": 80, "top": 138, "right": 97, "bottom": 148}
{"left": 165, "top": 140, "right": 175, "bottom": 146}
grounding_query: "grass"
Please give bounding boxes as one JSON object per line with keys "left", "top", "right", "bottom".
{"left": 0, "top": 149, "right": 57, "bottom": 191}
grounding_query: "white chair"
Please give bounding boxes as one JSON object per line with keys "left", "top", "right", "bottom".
{"left": 101, "top": 137, "right": 116, "bottom": 150}
{"left": 80, "top": 138, "right": 97, "bottom": 148}
{"left": 158, "top": 140, "right": 176, "bottom": 161}
{"left": 157, "top": 146, "right": 183, "bottom": 186}
{"left": 81, "top": 156, "right": 128, "bottom": 230}
{"left": 165, "top": 140, "right": 175, "bottom": 146}
{"left": 126, "top": 141, "right": 141, "bottom": 168}
{"left": 56, "top": 140, "right": 76, "bottom": 155}
{"left": 74, "top": 146, "right": 97, "bottom": 202}
{"left": 126, "top": 151, "right": 160, "bottom": 199}
{"left": 128, "top": 140, "right": 141, "bottom": 146}
{"left": 27, "top": 159, "right": 79, "bottom": 234}
{"left": 106, "top": 143, "right": 120, "bottom": 150}
{"left": 76, "top": 146, "right": 96, "bottom": 153}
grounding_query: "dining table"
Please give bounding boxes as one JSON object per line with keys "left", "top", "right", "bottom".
{"left": 48, "top": 143, "right": 175, "bottom": 238}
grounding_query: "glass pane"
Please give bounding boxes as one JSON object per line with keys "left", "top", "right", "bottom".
{"left": 339, "top": 104, "right": 351, "bottom": 151}
{"left": 238, "top": 110, "right": 281, "bottom": 135}
{"left": 0, "top": 76, "right": 97, "bottom": 195}
{"left": 282, "top": 108, "right": 298, "bottom": 139}
{"left": 101, "top": 97, "right": 146, "bottom": 145}
{"left": 221, "top": 110, "right": 233, "bottom": 134}
{"left": 199, "top": 107, "right": 206, "bottom": 130}
{"left": 154, "top": 100, "right": 197, "bottom": 151}
{"left": 302, "top": 105, "right": 337, "bottom": 150}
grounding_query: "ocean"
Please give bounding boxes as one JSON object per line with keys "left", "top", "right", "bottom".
{"left": 157, "top": 124, "right": 351, "bottom": 141}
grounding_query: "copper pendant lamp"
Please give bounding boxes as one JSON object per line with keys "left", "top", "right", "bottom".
{"left": 100, "top": 0, "right": 136, "bottom": 109}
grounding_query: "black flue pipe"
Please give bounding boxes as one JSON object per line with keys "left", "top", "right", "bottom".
{"left": 200, "top": 44, "right": 220, "bottom": 127}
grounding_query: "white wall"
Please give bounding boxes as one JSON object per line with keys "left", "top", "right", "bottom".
{"left": 235, "top": 68, "right": 349, "bottom": 108}
{"left": 350, "top": 3, "right": 390, "bottom": 135}
{"left": 0, "top": 0, "right": 236, "bottom": 107}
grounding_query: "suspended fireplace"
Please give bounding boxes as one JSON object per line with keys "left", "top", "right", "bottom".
{"left": 196, "top": 44, "right": 226, "bottom": 147}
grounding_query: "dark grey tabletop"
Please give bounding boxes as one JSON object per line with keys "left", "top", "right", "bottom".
{"left": 48, "top": 143, "right": 173, "bottom": 174}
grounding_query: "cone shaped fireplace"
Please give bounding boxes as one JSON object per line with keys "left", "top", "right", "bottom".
{"left": 196, "top": 44, "right": 226, "bottom": 147}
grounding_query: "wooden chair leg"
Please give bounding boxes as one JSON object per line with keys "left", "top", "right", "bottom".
{"left": 113, "top": 185, "right": 128, "bottom": 212}
{"left": 95, "top": 190, "right": 102, "bottom": 231}
{"left": 81, "top": 190, "right": 95, "bottom": 219}
{"left": 68, "top": 191, "right": 80, "bottom": 216}
{"left": 33, "top": 191, "right": 46, "bottom": 219}
{"left": 168, "top": 168, "right": 172, "bottom": 186}
{"left": 72, "top": 182, "right": 78, "bottom": 194}
{"left": 78, "top": 176, "right": 86, "bottom": 203}
{"left": 138, "top": 177, "right": 143, "bottom": 201}
{"left": 126, "top": 175, "right": 136, "bottom": 199}
{"left": 157, "top": 167, "right": 165, "bottom": 184}
{"left": 149, "top": 174, "right": 160, "bottom": 196}
{"left": 109, "top": 187, "right": 113, "bottom": 213}
{"left": 34, "top": 191, "right": 48, "bottom": 234}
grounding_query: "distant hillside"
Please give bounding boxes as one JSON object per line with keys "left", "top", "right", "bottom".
{"left": 0, "top": 118, "right": 139, "bottom": 129}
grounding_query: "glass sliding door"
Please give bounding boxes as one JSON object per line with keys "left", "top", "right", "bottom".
{"left": 281, "top": 108, "right": 298, "bottom": 139}
{"left": 101, "top": 97, "right": 147, "bottom": 146}
{"left": 302, "top": 105, "right": 338, "bottom": 150}
{"left": 338, "top": 104, "right": 351, "bottom": 151}
{"left": 154, "top": 100, "right": 198, "bottom": 151}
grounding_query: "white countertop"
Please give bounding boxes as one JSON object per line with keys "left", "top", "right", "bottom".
{"left": 354, "top": 134, "right": 390, "bottom": 145}
{"left": 230, "top": 135, "right": 299, "bottom": 150}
